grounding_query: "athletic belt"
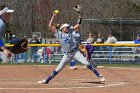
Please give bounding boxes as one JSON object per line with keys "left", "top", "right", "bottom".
{"left": 63, "top": 51, "right": 73, "bottom": 54}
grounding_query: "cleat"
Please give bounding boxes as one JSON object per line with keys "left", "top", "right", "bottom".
{"left": 83, "top": 65, "right": 87, "bottom": 69}
{"left": 69, "top": 67, "right": 73, "bottom": 69}
{"left": 69, "top": 66, "right": 77, "bottom": 70}
{"left": 37, "top": 80, "right": 48, "bottom": 84}
{"left": 99, "top": 75, "right": 105, "bottom": 82}
{"left": 97, "top": 66, "right": 105, "bottom": 69}
{"left": 72, "top": 66, "right": 77, "bottom": 70}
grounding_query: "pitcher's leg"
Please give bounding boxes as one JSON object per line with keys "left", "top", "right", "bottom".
{"left": 38, "top": 54, "right": 72, "bottom": 84}
{"left": 55, "top": 54, "right": 72, "bottom": 72}
{"left": 74, "top": 51, "right": 90, "bottom": 65}
{"left": 74, "top": 51, "right": 105, "bottom": 82}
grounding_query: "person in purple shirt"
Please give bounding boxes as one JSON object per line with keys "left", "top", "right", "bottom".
{"left": 84, "top": 44, "right": 97, "bottom": 68}
{"left": 70, "top": 44, "right": 97, "bottom": 69}
{"left": 85, "top": 44, "right": 94, "bottom": 59}
{"left": 134, "top": 34, "right": 140, "bottom": 53}
{"left": 0, "top": 6, "right": 14, "bottom": 59}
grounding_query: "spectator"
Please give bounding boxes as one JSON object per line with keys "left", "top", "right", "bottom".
{"left": 45, "top": 47, "right": 52, "bottom": 63}
{"left": 95, "top": 33, "right": 104, "bottom": 44}
{"left": 5, "top": 31, "right": 14, "bottom": 43}
{"left": 104, "top": 33, "right": 117, "bottom": 51}
{"left": 86, "top": 33, "right": 94, "bottom": 44}
{"left": 105, "top": 33, "right": 117, "bottom": 44}
{"left": 29, "top": 35, "right": 40, "bottom": 62}
{"left": 10, "top": 35, "right": 19, "bottom": 44}
{"left": 38, "top": 38, "right": 42, "bottom": 44}
{"left": 48, "top": 40, "right": 54, "bottom": 53}
{"left": 10, "top": 35, "right": 20, "bottom": 63}
{"left": 54, "top": 40, "right": 60, "bottom": 54}
{"left": 95, "top": 33, "right": 105, "bottom": 51}
{"left": 46, "top": 40, "right": 55, "bottom": 63}
{"left": 37, "top": 47, "right": 44, "bottom": 63}
{"left": 134, "top": 34, "right": 140, "bottom": 53}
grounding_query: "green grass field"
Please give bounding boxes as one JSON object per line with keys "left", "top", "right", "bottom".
{"left": 0, "top": 62, "right": 140, "bottom": 68}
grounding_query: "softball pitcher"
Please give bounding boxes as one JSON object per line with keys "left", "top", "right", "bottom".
{"left": 38, "top": 12, "right": 105, "bottom": 84}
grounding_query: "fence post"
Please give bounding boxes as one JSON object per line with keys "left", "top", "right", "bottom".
{"left": 43, "top": 47, "right": 47, "bottom": 64}
{"left": 109, "top": 46, "right": 112, "bottom": 64}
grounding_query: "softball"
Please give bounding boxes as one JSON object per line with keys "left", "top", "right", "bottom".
{"left": 54, "top": 10, "right": 59, "bottom": 14}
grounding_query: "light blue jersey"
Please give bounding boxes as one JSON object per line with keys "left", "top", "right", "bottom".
{"left": 0, "top": 18, "right": 6, "bottom": 47}
{"left": 71, "top": 31, "right": 81, "bottom": 50}
{"left": 54, "top": 29, "right": 72, "bottom": 52}
{"left": 54, "top": 28, "right": 81, "bottom": 53}
{"left": 0, "top": 18, "right": 6, "bottom": 38}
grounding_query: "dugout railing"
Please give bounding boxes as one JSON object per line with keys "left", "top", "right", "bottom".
{"left": 50, "top": 46, "right": 139, "bottom": 64}
{"left": 1, "top": 44, "right": 140, "bottom": 64}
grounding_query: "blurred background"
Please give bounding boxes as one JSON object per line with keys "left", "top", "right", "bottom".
{"left": 1, "top": 0, "right": 140, "bottom": 42}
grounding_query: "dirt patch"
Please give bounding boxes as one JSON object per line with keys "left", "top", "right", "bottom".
{"left": 0, "top": 65, "right": 139, "bottom": 93}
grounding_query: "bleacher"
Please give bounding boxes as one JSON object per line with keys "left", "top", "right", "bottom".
{"left": 1, "top": 43, "right": 140, "bottom": 64}
{"left": 51, "top": 46, "right": 140, "bottom": 64}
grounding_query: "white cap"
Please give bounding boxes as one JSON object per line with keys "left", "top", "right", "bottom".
{"left": 60, "top": 23, "right": 69, "bottom": 30}
{"left": 0, "top": 7, "right": 14, "bottom": 15}
{"left": 33, "top": 35, "right": 36, "bottom": 38}
{"left": 7, "top": 9, "right": 14, "bottom": 13}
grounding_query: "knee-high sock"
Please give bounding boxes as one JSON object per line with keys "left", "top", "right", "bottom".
{"left": 87, "top": 64, "right": 100, "bottom": 77}
{"left": 70, "top": 60, "right": 76, "bottom": 67}
{"left": 45, "top": 70, "right": 58, "bottom": 83}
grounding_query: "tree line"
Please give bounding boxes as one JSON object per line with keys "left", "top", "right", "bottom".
{"left": 1, "top": 0, "right": 140, "bottom": 41}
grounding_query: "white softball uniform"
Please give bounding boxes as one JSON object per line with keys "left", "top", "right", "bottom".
{"left": 54, "top": 28, "right": 90, "bottom": 72}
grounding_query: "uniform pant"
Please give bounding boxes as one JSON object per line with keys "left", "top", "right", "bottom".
{"left": 44, "top": 51, "right": 102, "bottom": 84}
{"left": 55, "top": 51, "right": 90, "bottom": 72}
